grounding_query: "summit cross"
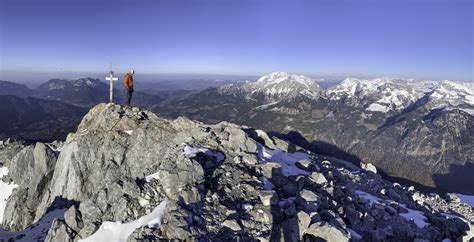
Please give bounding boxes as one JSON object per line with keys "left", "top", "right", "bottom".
{"left": 105, "top": 66, "right": 119, "bottom": 103}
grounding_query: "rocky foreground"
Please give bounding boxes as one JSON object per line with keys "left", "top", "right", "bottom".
{"left": 0, "top": 103, "right": 473, "bottom": 241}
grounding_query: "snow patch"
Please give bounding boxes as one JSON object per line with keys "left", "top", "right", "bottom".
{"left": 366, "top": 103, "right": 390, "bottom": 113}
{"left": 183, "top": 145, "right": 225, "bottom": 162}
{"left": 145, "top": 171, "right": 160, "bottom": 182}
{"left": 124, "top": 130, "right": 133, "bottom": 135}
{"left": 355, "top": 191, "right": 383, "bottom": 205}
{"left": 398, "top": 204, "right": 429, "bottom": 228}
{"left": 80, "top": 200, "right": 167, "bottom": 242}
{"left": 45, "top": 143, "right": 62, "bottom": 152}
{"left": 256, "top": 143, "right": 310, "bottom": 177}
{"left": 455, "top": 193, "right": 474, "bottom": 208}
{"left": 441, "top": 212, "right": 472, "bottom": 224}
{"left": 445, "top": 107, "right": 474, "bottom": 116}
{"left": 356, "top": 190, "right": 429, "bottom": 229}
{"left": 0, "top": 208, "right": 67, "bottom": 241}
{"left": 242, "top": 204, "right": 253, "bottom": 210}
{"left": 0, "top": 166, "right": 17, "bottom": 223}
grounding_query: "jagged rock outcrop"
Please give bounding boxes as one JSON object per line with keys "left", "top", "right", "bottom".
{"left": 2, "top": 141, "right": 58, "bottom": 231}
{"left": 0, "top": 103, "right": 473, "bottom": 241}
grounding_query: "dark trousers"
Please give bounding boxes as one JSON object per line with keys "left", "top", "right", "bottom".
{"left": 126, "top": 90, "right": 133, "bottom": 106}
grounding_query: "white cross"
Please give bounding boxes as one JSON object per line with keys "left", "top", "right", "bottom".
{"left": 105, "top": 70, "right": 118, "bottom": 103}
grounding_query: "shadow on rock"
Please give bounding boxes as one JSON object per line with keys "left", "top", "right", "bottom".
{"left": 46, "top": 196, "right": 80, "bottom": 213}
{"left": 268, "top": 130, "right": 363, "bottom": 167}
{"left": 432, "top": 162, "right": 474, "bottom": 195}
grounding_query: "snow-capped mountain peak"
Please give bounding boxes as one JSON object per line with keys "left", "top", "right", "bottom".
{"left": 425, "top": 80, "right": 474, "bottom": 112}
{"left": 324, "top": 77, "right": 474, "bottom": 114}
{"left": 248, "top": 72, "right": 320, "bottom": 99}
{"left": 256, "top": 72, "right": 313, "bottom": 86}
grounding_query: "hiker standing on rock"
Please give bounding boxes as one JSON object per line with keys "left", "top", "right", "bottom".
{"left": 123, "top": 69, "right": 135, "bottom": 107}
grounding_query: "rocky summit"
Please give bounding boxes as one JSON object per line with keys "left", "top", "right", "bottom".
{"left": 0, "top": 103, "right": 473, "bottom": 241}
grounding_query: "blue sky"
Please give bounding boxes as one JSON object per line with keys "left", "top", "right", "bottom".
{"left": 0, "top": 0, "right": 472, "bottom": 82}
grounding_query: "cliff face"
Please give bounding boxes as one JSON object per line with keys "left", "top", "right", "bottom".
{"left": 0, "top": 103, "right": 473, "bottom": 241}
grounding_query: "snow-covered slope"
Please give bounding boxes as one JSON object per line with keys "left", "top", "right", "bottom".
{"left": 250, "top": 72, "right": 320, "bottom": 98}
{"left": 217, "top": 73, "right": 472, "bottom": 114}
{"left": 427, "top": 80, "right": 474, "bottom": 110}
{"left": 219, "top": 72, "right": 320, "bottom": 101}
{"left": 324, "top": 77, "right": 474, "bottom": 114}
{"left": 324, "top": 78, "right": 421, "bottom": 112}
{"left": 0, "top": 167, "right": 17, "bottom": 224}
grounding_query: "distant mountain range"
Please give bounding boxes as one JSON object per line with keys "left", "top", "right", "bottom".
{"left": 36, "top": 78, "right": 111, "bottom": 106}
{"left": 155, "top": 72, "right": 474, "bottom": 194}
{"left": 35, "top": 78, "right": 171, "bottom": 107}
{"left": 0, "top": 95, "right": 87, "bottom": 141}
{"left": 0, "top": 80, "right": 35, "bottom": 97}
{"left": 1, "top": 74, "right": 473, "bottom": 194}
{"left": 137, "top": 79, "right": 248, "bottom": 91}
{"left": 0, "top": 78, "right": 189, "bottom": 108}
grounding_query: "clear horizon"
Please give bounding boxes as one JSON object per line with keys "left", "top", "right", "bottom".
{"left": 1, "top": 0, "right": 473, "bottom": 82}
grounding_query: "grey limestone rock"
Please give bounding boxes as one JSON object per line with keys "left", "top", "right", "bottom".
{"left": 1, "top": 103, "right": 473, "bottom": 242}
{"left": 45, "top": 219, "right": 75, "bottom": 242}
{"left": 222, "top": 219, "right": 242, "bottom": 231}
{"left": 299, "top": 189, "right": 319, "bottom": 202}
{"left": 64, "top": 206, "right": 83, "bottom": 233}
{"left": 2, "top": 142, "right": 58, "bottom": 231}
{"left": 304, "top": 222, "right": 350, "bottom": 242}
{"left": 310, "top": 171, "right": 327, "bottom": 185}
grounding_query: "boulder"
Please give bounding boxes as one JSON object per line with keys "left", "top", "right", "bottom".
{"left": 45, "top": 219, "right": 75, "bottom": 242}
{"left": 299, "top": 189, "right": 319, "bottom": 202}
{"left": 295, "top": 159, "right": 312, "bottom": 170}
{"left": 222, "top": 219, "right": 242, "bottom": 231}
{"left": 360, "top": 162, "right": 377, "bottom": 174}
{"left": 259, "top": 190, "right": 279, "bottom": 206}
{"left": 304, "top": 222, "right": 350, "bottom": 242}
{"left": 2, "top": 142, "right": 58, "bottom": 230}
{"left": 310, "top": 172, "right": 327, "bottom": 185}
{"left": 64, "top": 206, "right": 83, "bottom": 233}
{"left": 297, "top": 211, "right": 311, "bottom": 237}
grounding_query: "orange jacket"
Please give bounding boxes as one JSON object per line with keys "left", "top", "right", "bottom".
{"left": 123, "top": 73, "right": 134, "bottom": 91}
